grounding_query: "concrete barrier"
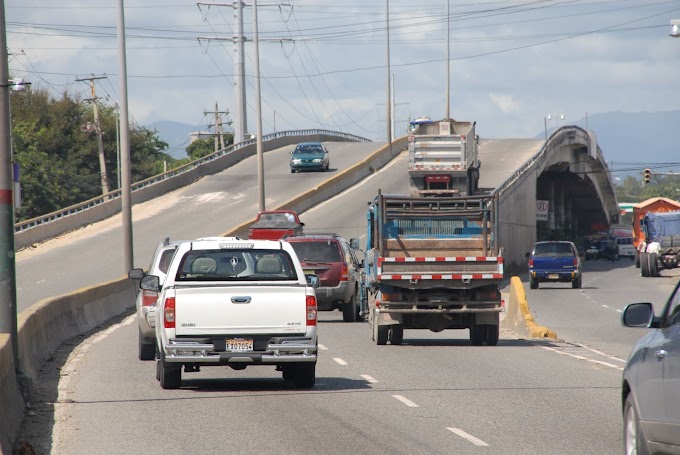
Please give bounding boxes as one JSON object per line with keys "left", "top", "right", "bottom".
{"left": 501, "top": 276, "right": 557, "bottom": 339}
{"left": 1, "top": 277, "right": 136, "bottom": 455}
{"left": 224, "top": 138, "right": 408, "bottom": 238}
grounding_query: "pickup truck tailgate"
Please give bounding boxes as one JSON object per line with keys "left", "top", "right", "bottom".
{"left": 173, "top": 286, "right": 308, "bottom": 336}
{"left": 532, "top": 256, "right": 576, "bottom": 271}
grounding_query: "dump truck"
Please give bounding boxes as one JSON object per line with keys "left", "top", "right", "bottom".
{"left": 360, "top": 191, "right": 504, "bottom": 346}
{"left": 638, "top": 211, "right": 680, "bottom": 277}
{"left": 407, "top": 117, "right": 480, "bottom": 197}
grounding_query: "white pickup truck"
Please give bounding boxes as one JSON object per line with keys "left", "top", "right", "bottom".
{"left": 140, "top": 237, "right": 319, "bottom": 389}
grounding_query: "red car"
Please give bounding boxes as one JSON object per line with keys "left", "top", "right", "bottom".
{"left": 248, "top": 210, "right": 304, "bottom": 240}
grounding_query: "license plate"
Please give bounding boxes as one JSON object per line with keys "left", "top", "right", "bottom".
{"left": 226, "top": 338, "right": 253, "bottom": 352}
{"left": 548, "top": 274, "right": 559, "bottom": 279}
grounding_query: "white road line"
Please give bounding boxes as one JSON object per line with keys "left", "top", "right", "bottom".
{"left": 361, "top": 374, "right": 378, "bottom": 383}
{"left": 392, "top": 395, "right": 419, "bottom": 407}
{"left": 602, "top": 304, "right": 609, "bottom": 308}
{"left": 318, "top": 344, "right": 328, "bottom": 351}
{"left": 333, "top": 357, "right": 348, "bottom": 366}
{"left": 447, "top": 428, "right": 489, "bottom": 447}
{"left": 616, "top": 309, "right": 622, "bottom": 313}
{"left": 574, "top": 343, "right": 626, "bottom": 363}
{"left": 541, "top": 346, "right": 624, "bottom": 370}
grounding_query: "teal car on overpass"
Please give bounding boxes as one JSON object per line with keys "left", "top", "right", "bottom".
{"left": 289, "top": 142, "right": 330, "bottom": 173}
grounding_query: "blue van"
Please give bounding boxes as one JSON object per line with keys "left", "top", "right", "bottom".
{"left": 527, "top": 241, "right": 582, "bottom": 289}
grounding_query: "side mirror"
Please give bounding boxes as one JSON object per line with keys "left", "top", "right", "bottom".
{"left": 525, "top": 252, "right": 531, "bottom": 258}
{"left": 622, "top": 302, "right": 654, "bottom": 328}
{"left": 140, "top": 275, "right": 161, "bottom": 292}
{"left": 306, "top": 274, "right": 320, "bottom": 288}
{"left": 350, "top": 238, "right": 360, "bottom": 250}
{"left": 128, "top": 268, "right": 145, "bottom": 280}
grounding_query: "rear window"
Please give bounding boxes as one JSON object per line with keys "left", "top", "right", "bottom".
{"left": 533, "top": 243, "right": 574, "bottom": 257}
{"left": 617, "top": 237, "right": 633, "bottom": 245}
{"left": 174, "top": 249, "right": 297, "bottom": 281}
{"left": 289, "top": 240, "right": 342, "bottom": 263}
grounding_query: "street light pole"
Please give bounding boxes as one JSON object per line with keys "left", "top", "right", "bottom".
{"left": 253, "top": 0, "right": 265, "bottom": 212}
{"left": 385, "top": 0, "right": 392, "bottom": 147}
{"left": 117, "top": 0, "right": 134, "bottom": 272}
{"left": 445, "top": 0, "right": 450, "bottom": 119}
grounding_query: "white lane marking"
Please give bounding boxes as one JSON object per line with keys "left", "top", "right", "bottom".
{"left": 333, "top": 357, "right": 348, "bottom": 366}
{"left": 447, "top": 428, "right": 489, "bottom": 447}
{"left": 361, "top": 374, "right": 378, "bottom": 383}
{"left": 574, "top": 343, "right": 626, "bottom": 363}
{"left": 392, "top": 395, "right": 419, "bottom": 407}
{"left": 616, "top": 309, "right": 622, "bottom": 313}
{"left": 601, "top": 304, "right": 609, "bottom": 308}
{"left": 318, "top": 344, "right": 328, "bottom": 350}
{"left": 541, "top": 346, "right": 624, "bottom": 371}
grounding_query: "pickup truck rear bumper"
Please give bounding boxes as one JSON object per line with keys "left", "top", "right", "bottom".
{"left": 163, "top": 337, "right": 317, "bottom": 364}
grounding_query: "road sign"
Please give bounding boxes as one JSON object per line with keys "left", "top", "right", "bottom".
{"left": 536, "top": 200, "right": 549, "bottom": 221}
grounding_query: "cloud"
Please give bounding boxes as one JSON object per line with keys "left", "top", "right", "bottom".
{"left": 489, "top": 93, "right": 519, "bottom": 114}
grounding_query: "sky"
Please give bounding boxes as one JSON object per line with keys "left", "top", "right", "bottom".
{"left": 6, "top": 0, "right": 680, "bottom": 157}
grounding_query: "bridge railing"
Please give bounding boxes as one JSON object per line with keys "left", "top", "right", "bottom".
{"left": 15, "top": 129, "right": 371, "bottom": 235}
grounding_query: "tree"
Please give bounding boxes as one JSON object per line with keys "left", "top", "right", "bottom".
{"left": 185, "top": 133, "right": 234, "bottom": 161}
{"left": 10, "top": 84, "right": 178, "bottom": 221}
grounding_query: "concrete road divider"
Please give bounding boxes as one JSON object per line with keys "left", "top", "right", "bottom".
{"left": 1, "top": 276, "right": 136, "bottom": 455}
{"left": 224, "top": 138, "right": 408, "bottom": 238}
{"left": 501, "top": 276, "right": 557, "bottom": 339}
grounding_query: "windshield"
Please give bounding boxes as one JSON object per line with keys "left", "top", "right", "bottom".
{"left": 293, "top": 145, "right": 323, "bottom": 155}
{"left": 289, "top": 241, "right": 342, "bottom": 262}
{"left": 533, "top": 243, "right": 574, "bottom": 257}
{"left": 174, "top": 249, "right": 298, "bottom": 281}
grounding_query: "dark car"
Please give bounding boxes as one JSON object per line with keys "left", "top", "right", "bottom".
{"left": 527, "top": 240, "right": 582, "bottom": 289}
{"left": 289, "top": 142, "right": 330, "bottom": 173}
{"left": 285, "top": 234, "right": 362, "bottom": 322}
{"left": 621, "top": 280, "right": 680, "bottom": 454}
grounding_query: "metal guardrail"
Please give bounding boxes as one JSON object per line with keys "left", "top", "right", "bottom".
{"left": 14, "top": 129, "right": 371, "bottom": 233}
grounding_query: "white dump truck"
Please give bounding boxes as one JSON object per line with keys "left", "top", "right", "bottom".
{"left": 407, "top": 117, "right": 480, "bottom": 197}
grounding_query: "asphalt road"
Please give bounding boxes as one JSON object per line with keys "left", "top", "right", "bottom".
{"left": 14, "top": 137, "right": 672, "bottom": 454}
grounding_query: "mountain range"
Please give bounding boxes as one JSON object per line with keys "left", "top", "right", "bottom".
{"left": 146, "top": 111, "right": 680, "bottom": 173}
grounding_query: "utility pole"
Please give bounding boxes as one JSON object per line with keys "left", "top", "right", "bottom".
{"left": 204, "top": 101, "right": 230, "bottom": 153}
{"left": 76, "top": 75, "right": 110, "bottom": 195}
{"left": 0, "top": 0, "right": 19, "bottom": 363}
{"left": 445, "top": 0, "right": 450, "bottom": 119}
{"left": 385, "top": 0, "right": 392, "bottom": 148}
{"left": 254, "top": 0, "right": 265, "bottom": 212}
{"left": 197, "top": 1, "right": 290, "bottom": 145}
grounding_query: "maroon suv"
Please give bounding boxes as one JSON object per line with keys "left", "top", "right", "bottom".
{"left": 285, "top": 234, "right": 363, "bottom": 322}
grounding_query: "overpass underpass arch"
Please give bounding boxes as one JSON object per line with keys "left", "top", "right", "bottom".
{"left": 493, "top": 126, "right": 619, "bottom": 272}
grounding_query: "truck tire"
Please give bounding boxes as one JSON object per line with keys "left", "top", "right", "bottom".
{"left": 342, "top": 292, "right": 358, "bottom": 322}
{"left": 470, "top": 322, "right": 484, "bottom": 346}
{"left": 530, "top": 276, "right": 538, "bottom": 289}
{"left": 484, "top": 325, "right": 499, "bottom": 346}
{"left": 376, "top": 325, "right": 389, "bottom": 345}
{"left": 138, "top": 328, "right": 155, "bottom": 361}
{"left": 572, "top": 274, "right": 582, "bottom": 289}
{"left": 159, "top": 352, "right": 181, "bottom": 389}
{"left": 649, "top": 253, "right": 659, "bottom": 277}
{"left": 290, "top": 363, "right": 316, "bottom": 389}
{"left": 640, "top": 253, "right": 649, "bottom": 277}
{"left": 389, "top": 324, "right": 404, "bottom": 345}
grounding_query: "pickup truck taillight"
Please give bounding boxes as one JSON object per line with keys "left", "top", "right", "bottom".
{"left": 306, "top": 295, "right": 317, "bottom": 326}
{"left": 573, "top": 257, "right": 578, "bottom": 266}
{"left": 164, "top": 297, "right": 176, "bottom": 329}
{"left": 142, "top": 290, "right": 158, "bottom": 306}
{"left": 528, "top": 258, "right": 534, "bottom": 267}
{"left": 340, "top": 264, "right": 349, "bottom": 281}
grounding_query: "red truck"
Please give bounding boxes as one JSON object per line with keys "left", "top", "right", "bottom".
{"left": 248, "top": 210, "right": 304, "bottom": 240}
